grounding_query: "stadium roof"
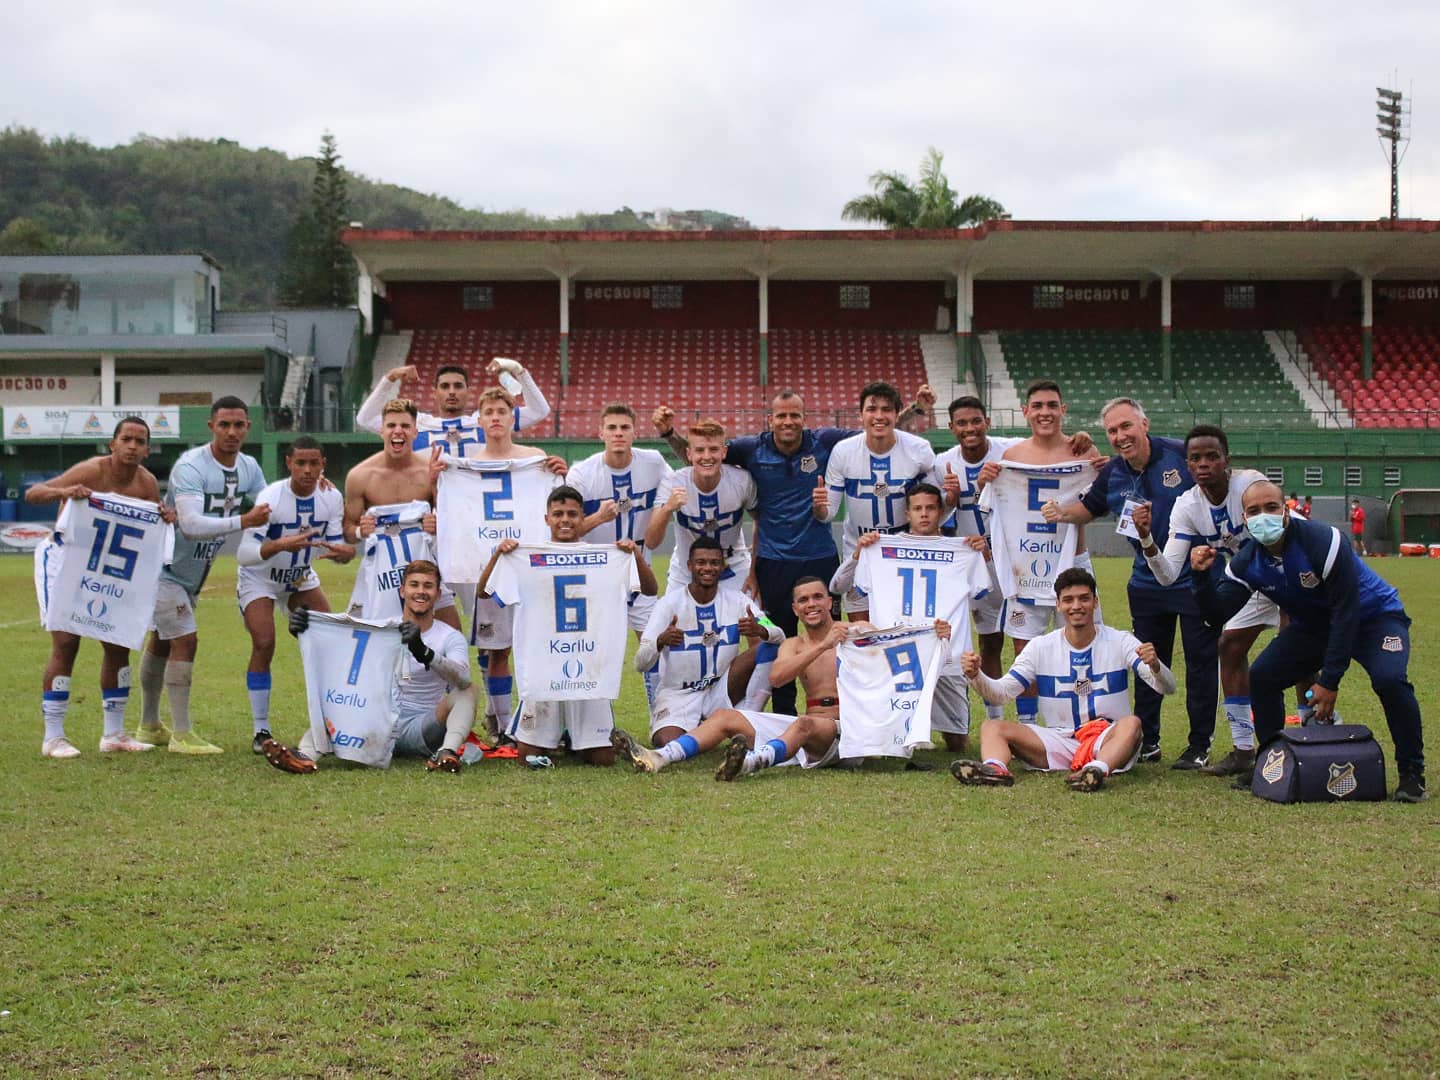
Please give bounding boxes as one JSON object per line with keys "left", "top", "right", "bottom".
{"left": 342, "top": 220, "right": 1440, "bottom": 284}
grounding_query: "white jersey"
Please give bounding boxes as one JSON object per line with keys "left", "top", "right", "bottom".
{"left": 852, "top": 534, "right": 990, "bottom": 671}
{"left": 931, "top": 436, "right": 1019, "bottom": 537}
{"left": 485, "top": 542, "right": 641, "bottom": 701}
{"left": 567, "top": 448, "right": 673, "bottom": 551}
{"left": 825, "top": 430, "right": 936, "bottom": 554}
{"left": 642, "top": 586, "right": 767, "bottom": 696}
{"left": 299, "top": 612, "right": 404, "bottom": 768}
{"left": 981, "top": 459, "right": 1091, "bottom": 602}
{"left": 837, "top": 624, "right": 945, "bottom": 759}
{"left": 42, "top": 492, "right": 175, "bottom": 650}
{"left": 346, "top": 501, "right": 438, "bottom": 621}
{"left": 435, "top": 456, "right": 560, "bottom": 584}
{"left": 355, "top": 368, "right": 551, "bottom": 458}
{"left": 398, "top": 621, "right": 470, "bottom": 718}
{"left": 238, "top": 479, "right": 345, "bottom": 594}
{"left": 164, "top": 445, "right": 266, "bottom": 593}
{"left": 992, "top": 624, "right": 1172, "bottom": 732}
{"left": 658, "top": 466, "right": 756, "bottom": 588}
{"left": 1147, "top": 469, "right": 1269, "bottom": 586}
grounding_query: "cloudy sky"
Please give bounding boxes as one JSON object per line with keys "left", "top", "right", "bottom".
{"left": 7, "top": 0, "right": 1437, "bottom": 226}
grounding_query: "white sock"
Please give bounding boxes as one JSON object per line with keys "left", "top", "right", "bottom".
{"left": 101, "top": 687, "right": 129, "bottom": 738}
{"left": 165, "top": 661, "right": 194, "bottom": 733}
{"left": 985, "top": 703, "right": 1004, "bottom": 721}
{"left": 139, "top": 652, "right": 166, "bottom": 729}
{"left": 246, "top": 671, "right": 271, "bottom": 733}
{"left": 658, "top": 740, "right": 689, "bottom": 764}
{"left": 42, "top": 677, "right": 71, "bottom": 742}
{"left": 442, "top": 687, "right": 478, "bottom": 753}
{"left": 1223, "top": 696, "right": 1255, "bottom": 751}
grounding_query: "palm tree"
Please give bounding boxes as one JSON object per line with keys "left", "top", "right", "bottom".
{"left": 841, "top": 148, "right": 1004, "bottom": 228}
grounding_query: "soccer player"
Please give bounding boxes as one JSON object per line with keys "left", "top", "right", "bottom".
{"left": 817, "top": 380, "right": 936, "bottom": 622}
{"left": 567, "top": 402, "right": 673, "bottom": 706}
{"left": 477, "top": 485, "right": 657, "bottom": 766}
{"left": 28, "top": 417, "right": 174, "bottom": 758}
{"left": 951, "top": 567, "right": 1176, "bottom": 792}
{"left": 1042, "top": 396, "right": 1218, "bottom": 768}
{"left": 830, "top": 482, "right": 985, "bottom": 752}
{"left": 236, "top": 436, "right": 353, "bottom": 753}
{"left": 630, "top": 536, "right": 784, "bottom": 748}
{"left": 355, "top": 357, "right": 550, "bottom": 452}
{"left": 1192, "top": 479, "right": 1427, "bottom": 803}
{"left": 139, "top": 396, "right": 269, "bottom": 754}
{"left": 612, "top": 576, "right": 847, "bottom": 777}
{"left": 1349, "top": 499, "right": 1367, "bottom": 556}
{"left": 264, "top": 559, "right": 477, "bottom": 773}
{"left": 1131, "top": 425, "right": 1273, "bottom": 775}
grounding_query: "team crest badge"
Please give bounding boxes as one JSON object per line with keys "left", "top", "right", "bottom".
{"left": 800, "top": 454, "right": 818, "bottom": 474}
{"left": 1326, "top": 762, "right": 1358, "bottom": 798}
{"left": 1381, "top": 635, "right": 1402, "bottom": 652}
{"left": 615, "top": 496, "right": 633, "bottom": 514}
{"left": 383, "top": 522, "right": 401, "bottom": 536}
{"left": 701, "top": 629, "right": 718, "bottom": 647}
{"left": 445, "top": 429, "right": 463, "bottom": 446}
{"left": 474, "top": 623, "right": 493, "bottom": 638}
{"left": 1162, "top": 469, "right": 1181, "bottom": 488}
{"left": 1260, "top": 747, "right": 1286, "bottom": 783}
{"left": 872, "top": 479, "right": 891, "bottom": 498}
{"left": 1073, "top": 677, "right": 1092, "bottom": 697}
{"left": 1298, "top": 571, "right": 1320, "bottom": 589}
{"left": 1009, "top": 608, "right": 1026, "bottom": 627}
{"left": 700, "top": 518, "right": 720, "bottom": 535}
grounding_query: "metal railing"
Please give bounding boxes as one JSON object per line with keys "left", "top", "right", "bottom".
{"left": 213, "top": 312, "right": 288, "bottom": 342}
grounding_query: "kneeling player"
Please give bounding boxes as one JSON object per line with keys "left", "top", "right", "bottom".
{"left": 951, "top": 568, "right": 1175, "bottom": 791}
{"left": 236, "top": 436, "right": 353, "bottom": 752}
{"left": 613, "top": 576, "right": 846, "bottom": 777}
{"left": 264, "top": 559, "right": 476, "bottom": 773}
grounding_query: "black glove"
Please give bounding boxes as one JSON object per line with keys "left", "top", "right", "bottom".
{"left": 399, "top": 620, "right": 435, "bottom": 667}
{"left": 287, "top": 606, "right": 310, "bottom": 637}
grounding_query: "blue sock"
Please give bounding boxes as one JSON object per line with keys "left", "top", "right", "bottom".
{"left": 101, "top": 687, "right": 129, "bottom": 738}
{"left": 672, "top": 734, "right": 701, "bottom": 761}
{"left": 246, "top": 671, "right": 272, "bottom": 733}
{"left": 1223, "top": 695, "right": 1255, "bottom": 750}
{"left": 43, "top": 682, "right": 71, "bottom": 742}
{"left": 754, "top": 738, "right": 790, "bottom": 769}
{"left": 1017, "top": 695, "right": 1039, "bottom": 722}
{"left": 487, "top": 676, "right": 513, "bottom": 730}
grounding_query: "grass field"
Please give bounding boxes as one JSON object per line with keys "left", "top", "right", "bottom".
{"left": 1, "top": 553, "right": 1436, "bottom": 1078}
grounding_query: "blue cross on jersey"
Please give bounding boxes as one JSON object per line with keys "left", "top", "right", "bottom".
{"left": 266, "top": 496, "right": 326, "bottom": 569}
{"left": 672, "top": 602, "right": 739, "bottom": 691}
{"left": 677, "top": 490, "right": 744, "bottom": 555}
{"left": 954, "top": 461, "right": 987, "bottom": 535}
{"left": 413, "top": 417, "right": 485, "bottom": 457}
{"left": 845, "top": 455, "right": 911, "bottom": 531}
{"left": 1208, "top": 501, "right": 1245, "bottom": 549}
{"left": 1035, "top": 649, "right": 1131, "bottom": 730}
{"left": 586, "top": 471, "right": 657, "bottom": 544}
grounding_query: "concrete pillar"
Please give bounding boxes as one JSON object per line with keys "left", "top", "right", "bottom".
{"left": 558, "top": 274, "right": 571, "bottom": 386}
{"left": 955, "top": 267, "right": 972, "bottom": 383}
{"left": 758, "top": 273, "right": 769, "bottom": 387}
{"left": 1160, "top": 274, "right": 1173, "bottom": 387}
{"left": 356, "top": 270, "right": 374, "bottom": 335}
{"left": 100, "top": 353, "right": 116, "bottom": 407}
{"left": 1361, "top": 275, "right": 1374, "bottom": 381}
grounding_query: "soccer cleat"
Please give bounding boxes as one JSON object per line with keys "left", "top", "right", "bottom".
{"left": 261, "top": 738, "right": 317, "bottom": 775}
{"left": 99, "top": 732, "right": 155, "bottom": 753}
{"left": 251, "top": 729, "right": 272, "bottom": 755}
{"left": 949, "top": 759, "right": 1014, "bottom": 787}
{"left": 1066, "top": 763, "right": 1108, "bottom": 792}
{"left": 1138, "top": 741, "right": 1162, "bottom": 763}
{"left": 610, "top": 727, "right": 662, "bottom": 773}
{"left": 131, "top": 724, "right": 171, "bottom": 747}
{"left": 426, "top": 748, "right": 462, "bottom": 773}
{"left": 1393, "top": 773, "right": 1428, "bottom": 803}
{"left": 715, "top": 735, "right": 749, "bottom": 782}
{"left": 41, "top": 736, "right": 81, "bottom": 759}
{"left": 1171, "top": 744, "right": 1210, "bottom": 771}
{"left": 1200, "top": 748, "right": 1255, "bottom": 776}
{"left": 168, "top": 730, "right": 223, "bottom": 755}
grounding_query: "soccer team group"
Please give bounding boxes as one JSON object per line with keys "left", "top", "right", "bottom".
{"left": 28, "top": 355, "right": 1427, "bottom": 801}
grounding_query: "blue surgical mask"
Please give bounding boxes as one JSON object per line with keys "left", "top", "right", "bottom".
{"left": 1246, "top": 512, "right": 1286, "bottom": 545}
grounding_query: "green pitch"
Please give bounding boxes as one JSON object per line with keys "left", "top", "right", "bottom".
{"left": 1, "top": 555, "right": 1435, "bottom": 1077}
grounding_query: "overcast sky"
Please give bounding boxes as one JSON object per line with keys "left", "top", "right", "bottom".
{"left": 8, "top": 0, "right": 1437, "bottom": 227}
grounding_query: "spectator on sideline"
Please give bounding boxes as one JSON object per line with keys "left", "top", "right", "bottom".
{"left": 1350, "top": 498, "right": 1368, "bottom": 556}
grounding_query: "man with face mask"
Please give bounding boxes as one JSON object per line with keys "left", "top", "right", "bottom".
{"left": 1190, "top": 479, "right": 1425, "bottom": 803}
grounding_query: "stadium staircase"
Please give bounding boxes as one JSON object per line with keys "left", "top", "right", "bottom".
{"left": 919, "top": 333, "right": 979, "bottom": 416}
{"left": 1299, "top": 325, "right": 1440, "bottom": 429}
{"left": 1263, "top": 331, "right": 1350, "bottom": 428}
{"left": 996, "top": 329, "right": 1317, "bottom": 431}
{"left": 977, "top": 333, "right": 1025, "bottom": 424}
{"left": 279, "top": 354, "right": 314, "bottom": 417}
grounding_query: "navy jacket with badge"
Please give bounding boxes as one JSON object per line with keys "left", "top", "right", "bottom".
{"left": 726, "top": 427, "right": 854, "bottom": 562}
{"left": 1193, "top": 514, "right": 1405, "bottom": 690}
{"left": 1079, "top": 435, "right": 1194, "bottom": 595}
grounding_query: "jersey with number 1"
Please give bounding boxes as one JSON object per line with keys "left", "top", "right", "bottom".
{"left": 163, "top": 445, "right": 266, "bottom": 593}
{"left": 825, "top": 431, "right": 935, "bottom": 555}
{"left": 347, "top": 501, "right": 438, "bottom": 621}
{"left": 485, "top": 542, "right": 640, "bottom": 701}
{"left": 853, "top": 534, "right": 990, "bottom": 671}
{"left": 299, "top": 612, "right": 404, "bottom": 768}
{"left": 239, "top": 479, "right": 345, "bottom": 594}
{"left": 931, "top": 437, "right": 1019, "bottom": 537}
{"left": 657, "top": 465, "right": 756, "bottom": 588}
{"left": 567, "top": 449, "right": 673, "bottom": 552}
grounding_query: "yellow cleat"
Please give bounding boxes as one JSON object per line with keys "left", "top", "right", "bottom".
{"left": 168, "top": 730, "right": 223, "bottom": 755}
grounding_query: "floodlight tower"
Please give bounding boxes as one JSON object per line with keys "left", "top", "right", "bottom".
{"left": 1375, "top": 87, "right": 1409, "bottom": 220}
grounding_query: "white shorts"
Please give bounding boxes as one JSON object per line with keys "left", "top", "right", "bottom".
{"left": 236, "top": 567, "right": 322, "bottom": 613}
{"left": 649, "top": 680, "right": 732, "bottom": 736}
{"left": 1029, "top": 721, "right": 1138, "bottom": 773}
{"left": 740, "top": 709, "right": 842, "bottom": 769}
{"left": 843, "top": 586, "right": 868, "bottom": 616}
{"left": 1005, "top": 552, "right": 1101, "bottom": 641}
{"left": 509, "top": 698, "right": 614, "bottom": 751}
{"left": 971, "top": 564, "right": 1005, "bottom": 637}
{"left": 930, "top": 672, "right": 971, "bottom": 736}
{"left": 152, "top": 579, "right": 199, "bottom": 640}
{"left": 627, "top": 591, "right": 656, "bottom": 634}
{"left": 470, "top": 595, "right": 515, "bottom": 649}
{"left": 1224, "top": 590, "right": 1280, "bottom": 633}
{"left": 34, "top": 536, "right": 60, "bottom": 625}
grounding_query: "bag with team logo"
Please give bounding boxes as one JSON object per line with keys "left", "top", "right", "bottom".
{"left": 1250, "top": 724, "right": 1387, "bottom": 803}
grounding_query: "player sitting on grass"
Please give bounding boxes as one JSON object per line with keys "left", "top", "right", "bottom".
{"left": 613, "top": 576, "right": 849, "bottom": 778}
{"left": 951, "top": 567, "right": 1175, "bottom": 792}
{"left": 263, "top": 559, "right": 477, "bottom": 774}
